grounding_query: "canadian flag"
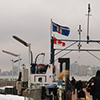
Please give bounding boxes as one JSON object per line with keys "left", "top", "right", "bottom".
{"left": 54, "top": 37, "right": 66, "bottom": 47}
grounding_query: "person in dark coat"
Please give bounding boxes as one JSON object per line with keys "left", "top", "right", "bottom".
{"left": 87, "top": 70, "right": 100, "bottom": 100}
{"left": 69, "top": 80, "right": 72, "bottom": 92}
{"left": 71, "top": 76, "right": 76, "bottom": 94}
{"left": 76, "top": 80, "right": 83, "bottom": 92}
{"left": 76, "top": 80, "right": 85, "bottom": 99}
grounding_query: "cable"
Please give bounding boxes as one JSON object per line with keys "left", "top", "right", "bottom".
{"left": 92, "top": 15, "right": 100, "bottom": 29}
{"left": 87, "top": 51, "right": 100, "bottom": 61}
{"left": 69, "top": 15, "right": 86, "bottom": 39}
{"left": 55, "top": 42, "right": 77, "bottom": 56}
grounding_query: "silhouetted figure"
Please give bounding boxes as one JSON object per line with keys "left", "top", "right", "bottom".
{"left": 71, "top": 76, "right": 76, "bottom": 94}
{"left": 76, "top": 80, "right": 83, "bottom": 92}
{"left": 76, "top": 80, "right": 86, "bottom": 99}
{"left": 69, "top": 80, "right": 72, "bottom": 92}
{"left": 17, "top": 72, "right": 22, "bottom": 81}
{"left": 87, "top": 70, "right": 100, "bottom": 100}
{"left": 38, "top": 77, "right": 42, "bottom": 82}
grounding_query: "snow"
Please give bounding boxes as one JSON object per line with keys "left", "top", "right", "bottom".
{"left": 0, "top": 86, "right": 13, "bottom": 90}
{"left": 0, "top": 94, "right": 33, "bottom": 100}
{"left": 0, "top": 86, "right": 33, "bottom": 100}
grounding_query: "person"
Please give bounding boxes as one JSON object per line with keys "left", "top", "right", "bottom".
{"left": 76, "top": 80, "right": 83, "bottom": 93}
{"left": 38, "top": 77, "right": 42, "bottom": 82}
{"left": 76, "top": 80, "right": 84, "bottom": 99}
{"left": 17, "top": 72, "right": 22, "bottom": 81}
{"left": 87, "top": 70, "right": 100, "bottom": 100}
{"left": 71, "top": 76, "right": 76, "bottom": 94}
{"left": 69, "top": 80, "right": 72, "bottom": 92}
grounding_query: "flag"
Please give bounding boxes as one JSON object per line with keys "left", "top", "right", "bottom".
{"left": 52, "top": 21, "right": 70, "bottom": 36}
{"left": 54, "top": 37, "right": 66, "bottom": 47}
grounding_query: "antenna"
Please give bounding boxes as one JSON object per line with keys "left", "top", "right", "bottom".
{"left": 77, "top": 25, "right": 82, "bottom": 52}
{"left": 87, "top": 3, "right": 91, "bottom": 44}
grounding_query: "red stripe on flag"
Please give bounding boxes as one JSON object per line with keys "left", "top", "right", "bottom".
{"left": 58, "top": 41, "right": 62, "bottom": 44}
{"left": 62, "top": 42, "right": 65, "bottom": 46}
{"left": 53, "top": 37, "right": 66, "bottom": 47}
{"left": 54, "top": 37, "right": 57, "bottom": 44}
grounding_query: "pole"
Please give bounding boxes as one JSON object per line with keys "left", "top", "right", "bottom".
{"left": 18, "top": 55, "right": 20, "bottom": 77}
{"left": 87, "top": 4, "right": 90, "bottom": 44}
{"left": 50, "top": 36, "right": 54, "bottom": 65}
{"left": 28, "top": 44, "right": 31, "bottom": 100}
{"left": 58, "top": 58, "right": 70, "bottom": 100}
{"left": 78, "top": 25, "right": 82, "bottom": 51}
{"left": 50, "top": 19, "right": 53, "bottom": 37}
{"left": 50, "top": 19, "right": 55, "bottom": 65}
{"left": 12, "top": 60, "right": 14, "bottom": 81}
{"left": 65, "top": 58, "right": 70, "bottom": 100}
{"left": 28, "top": 44, "right": 31, "bottom": 88}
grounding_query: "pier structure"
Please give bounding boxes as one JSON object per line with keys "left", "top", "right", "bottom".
{"left": 49, "top": 4, "right": 100, "bottom": 100}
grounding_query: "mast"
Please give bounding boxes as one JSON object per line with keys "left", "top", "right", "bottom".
{"left": 50, "top": 36, "right": 54, "bottom": 65}
{"left": 78, "top": 25, "right": 82, "bottom": 52}
{"left": 50, "top": 19, "right": 55, "bottom": 65}
{"left": 87, "top": 3, "right": 91, "bottom": 44}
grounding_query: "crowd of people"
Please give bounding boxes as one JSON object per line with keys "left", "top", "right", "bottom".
{"left": 69, "top": 76, "right": 82, "bottom": 94}
{"left": 69, "top": 70, "right": 100, "bottom": 100}
{"left": 86, "top": 70, "right": 100, "bottom": 100}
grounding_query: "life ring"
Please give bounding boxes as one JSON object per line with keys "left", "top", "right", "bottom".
{"left": 36, "top": 64, "right": 46, "bottom": 70}
{"left": 36, "top": 64, "right": 56, "bottom": 73}
{"left": 36, "top": 64, "right": 46, "bottom": 67}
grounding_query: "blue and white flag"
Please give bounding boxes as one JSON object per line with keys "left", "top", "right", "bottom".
{"left": 52, "top": 21, "right": 70, "bottom": 36}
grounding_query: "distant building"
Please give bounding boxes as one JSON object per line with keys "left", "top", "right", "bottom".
{"left": 13, "top": 66, "right": 21, "bottom": 76}
{"left": 78, "top": 65, "right": 87, "bottom": 76}
{"left": 70, "top": 61, "right": 79, "bottom": 75}
{"left": 1, "top": 71, "right": 9, "bottom": 76}
{"left": 0, "top": 66, "right": 21, "bottom": 76}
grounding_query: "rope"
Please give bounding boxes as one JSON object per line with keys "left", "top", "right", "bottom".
{"left": 87, "top": 51, "right": 100, "bottom": 61}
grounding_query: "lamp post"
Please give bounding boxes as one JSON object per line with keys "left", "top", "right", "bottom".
{"left": 11, "top": 58, "right": 22, "bottom": 81}
{"left": 11, "top": 60, "right": 14, "bottom": 81}
{"left": 2, "top": 50, "right": 21, "bottom": 80}
{"left": 12, "top": 35, "right": 31, "bottom": 89}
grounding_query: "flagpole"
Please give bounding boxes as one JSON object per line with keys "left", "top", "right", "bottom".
{"left": 87, "top": 3, "right": 90, "bottom": 44}
{"left": 50, "top": 19, "right": 55, "bottom": 65}
{"left": 50, "top": 19, "right": 52, "bottom": 64}
{"left": 50, "top": 19, "right": 53, "bottom": 37}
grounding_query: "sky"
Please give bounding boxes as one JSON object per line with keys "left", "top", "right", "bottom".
{"left": 0, "top": 0, "right": 100, "bottom": 71}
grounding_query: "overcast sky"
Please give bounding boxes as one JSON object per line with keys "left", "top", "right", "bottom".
{"left": 0, "top": 0, "right": 100, "bottom": 71}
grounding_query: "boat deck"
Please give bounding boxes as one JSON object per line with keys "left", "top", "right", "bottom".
{"left": 72, "top": 88, "right": 92, "bottom": 100}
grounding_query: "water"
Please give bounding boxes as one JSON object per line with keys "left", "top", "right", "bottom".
{"left": 0, "top": 75, "right": 93, "bottom": 81}
{"left": 70, "top": 75, "right": 93, "bottom": 81}
{"left": 0, "top": 76, "right": 18, "bottom": 81}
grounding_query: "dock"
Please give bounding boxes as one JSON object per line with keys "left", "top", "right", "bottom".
{"left": 0, "top": 81, "right": 93, "bottom": 100}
